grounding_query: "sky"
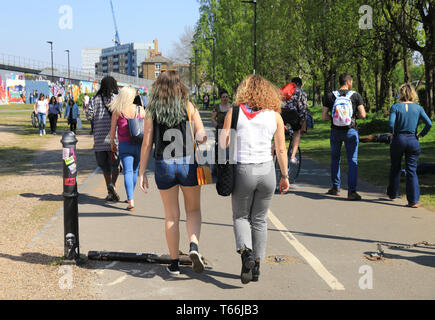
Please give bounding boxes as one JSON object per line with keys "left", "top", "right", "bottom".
{"left": 0, "top": 0, "right": 200, "bottom": 69}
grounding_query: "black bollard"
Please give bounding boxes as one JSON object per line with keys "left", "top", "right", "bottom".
{"left": 61, "top": 131, "right": 81, "bottom": 264}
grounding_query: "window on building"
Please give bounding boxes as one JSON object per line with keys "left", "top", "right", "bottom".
{"left": 155, "top": 71, "right": 160, "bottom": 78}
{"left": 155, "top": 63, "right": 161, "bottom": 70}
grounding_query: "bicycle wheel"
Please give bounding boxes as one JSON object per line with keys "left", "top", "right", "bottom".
{"left": 274, "top": 140, "right": 302, "bottom": 189}
{"left": 288, "top": 144, "right": 301, "bottom": 183}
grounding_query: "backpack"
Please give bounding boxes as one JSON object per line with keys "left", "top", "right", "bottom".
{"left": 332, "top": 90, "right": 355, "bottom": 127}
{"left": 281, "top": 82, "right": 298, "bottom": 101}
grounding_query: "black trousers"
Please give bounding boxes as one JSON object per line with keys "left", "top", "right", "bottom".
{"left": 48, "top": 113, "right": 58, "bottom": 133}
{"left": 69, "top": 119, "right": 77, "bottom": 133}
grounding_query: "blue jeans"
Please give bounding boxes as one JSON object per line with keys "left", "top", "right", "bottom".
{"left": 119, "top": 141, "right": 141, "bottom": 200}
{"left": 330, "top": 128, "right": 359, "bottom": 191}
{"left": 37, "top": 113, "right": 47, "bottom": 132}
{"left": 387, "top": 134, "right": 421, "bottom": 204}
{"left": 154, "top": 156, "right": 198, "bottom": 190}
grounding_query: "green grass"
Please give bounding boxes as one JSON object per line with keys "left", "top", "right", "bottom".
{"left": 0, "top": 111, "right": 92, "bottom": 177}
{"left": 303, "top": 105, "right": 435, "bottom": 211}
{"left": 0, "top": 104, "right": 34, "bottom": 111}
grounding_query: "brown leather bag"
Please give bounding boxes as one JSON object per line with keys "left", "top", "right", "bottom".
{"left": 186, "top": 103, "right": 212, "bottom": 185}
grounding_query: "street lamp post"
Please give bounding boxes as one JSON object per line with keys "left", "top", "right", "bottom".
{"left": 241, "top": 0, "right": 257, "bottom": 75}
{"left": 206, "top": 37, "right": 216, "bottom": 108}
{"left": 47, "top": 41, "right": 54, "bottom": 95}
{"left": 65, "top": 50, "right": 70, "bottom": 95}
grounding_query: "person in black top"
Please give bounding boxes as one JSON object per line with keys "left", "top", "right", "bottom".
{"left": 322, "top": 73, "right": 366, "bottom": 200}
{"left": 138, "top": 71, "right": 208, "bottom": 276}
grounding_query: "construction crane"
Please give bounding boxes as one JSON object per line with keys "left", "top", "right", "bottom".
{"left": 110, "top": 0, "right": 121, "bottom": 46}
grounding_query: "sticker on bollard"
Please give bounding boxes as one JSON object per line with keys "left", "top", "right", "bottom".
{"left": 64, "top": 178, "right": 76, "bottom": 186}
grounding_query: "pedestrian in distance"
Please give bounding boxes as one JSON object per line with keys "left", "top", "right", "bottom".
{"left": 280, "top": 77, "right": 308, "bottom": 164}
{"left": 139, "top": 70, "right": 208, "bottom": 276}
{"left": 322, "top": 73, "right": 366, "bottom": 201}
{"left": 83, "top": 93, "right": 93, "bottom": 134}
{"left": 48, "top": 96, "right": 60, "bottom": 135}
{"left": 64, "top": 99, "right": 80, "bottom": 134}
{"left": 57, "top": 93, "right": 64, "bottom": 118}
{"left": 33, "top": 90, "right": 39, "bottom": 105}
{"left": 203, "top": 93, "right": 209, "bottom": 110}
{"left": 109, "top": 87, "right": 146, "bottom": 211}
{"left": 211, "top": 89, "right": 231, "bottom": 173}
{"left": 33, "top": 93, "right": 48, "bottom": 136}
{"left": 387, "top": 83, "right": 432, "bottom": 208}
{"left": 86, "top": 76, "right": 121, "bottom": 203}
{"left": 219, "top": 74, "right": 290, "bottom": 284}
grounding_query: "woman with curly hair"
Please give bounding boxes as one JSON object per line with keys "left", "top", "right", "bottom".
{"left": 138, "top": 71, "right": 207, "bottom": 276}
{"left": 220, "top": 74, "right": 290, "bottom": 284}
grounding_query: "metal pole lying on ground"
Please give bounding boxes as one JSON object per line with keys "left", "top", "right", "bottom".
{"left": 88, "top": 251, "right": 195, "bottom": 266}
{"left": 61, "top": 131, "right": 81, "bottom": 265}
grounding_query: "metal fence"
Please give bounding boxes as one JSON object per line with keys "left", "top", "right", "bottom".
{"left": 0, "top": 52, "right": 153, "bottom": 88}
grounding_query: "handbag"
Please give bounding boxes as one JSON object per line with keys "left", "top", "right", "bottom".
{"left": 216, "top": 106, "right": 239, "bottom": 196}
{"left": 125, "top": 106, "right": 144, "bottom": 144}
{"left": 186, "top": 104, "right": 213, "bottom": 185}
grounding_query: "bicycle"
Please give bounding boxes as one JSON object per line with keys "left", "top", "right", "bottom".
{"left": 273, "top": 125, "right": 302, "bottom": 190}
{"left": 31, "top": 111, "right": 38, "bottom": 128}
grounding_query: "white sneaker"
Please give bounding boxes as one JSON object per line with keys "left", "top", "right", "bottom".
{"left": 290, "top": 158, "right": 299, "bottom": 165}
{"left": 43, "top": 129, "right": 46, "bottom": 135}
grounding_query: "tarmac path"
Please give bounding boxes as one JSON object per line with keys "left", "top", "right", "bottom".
{"left": 30, "top": 114, "right": 435, "bottom": 300}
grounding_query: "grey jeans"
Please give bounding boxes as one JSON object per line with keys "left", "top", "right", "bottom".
{"left": 231, "top": 161, "right": 276, "bottom": 261}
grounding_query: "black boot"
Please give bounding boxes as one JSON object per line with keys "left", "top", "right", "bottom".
{"left": 252, "top": 260, "right": 260, "bottom": 282}
{"left": 240, "top": 248, "right": 255, "bottom": 284}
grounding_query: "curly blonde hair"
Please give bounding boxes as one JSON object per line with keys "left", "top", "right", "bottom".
{"left": 233, "top": 74, "right": 283, "bottom": 112}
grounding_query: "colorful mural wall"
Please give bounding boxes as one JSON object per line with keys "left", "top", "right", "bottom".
{"left": 7, "top": 79, "right": 26, "bottom": 104}
{"left": 0, "top": 71, "right": 25, "bottom": 104}
{"left": 0, "top": 76, "right": 7, "bottom": 105}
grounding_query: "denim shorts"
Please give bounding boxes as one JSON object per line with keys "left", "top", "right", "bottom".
{"left": 154, "top": 156, "right": 198, "bottom": 190}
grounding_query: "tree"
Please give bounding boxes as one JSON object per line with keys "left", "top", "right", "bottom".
{"left": 381, "top": 0, "right": 435, "bottom": 116}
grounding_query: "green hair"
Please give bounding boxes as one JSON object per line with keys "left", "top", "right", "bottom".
{"left": 146, "top": 96, "right": 188, "bottom": 127}
{"left": 146, "top": 71, "right": 190, "bottom": 127}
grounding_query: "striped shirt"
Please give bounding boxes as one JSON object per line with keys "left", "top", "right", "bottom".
{"left": 86, "top": 94, "right": 117, "bottom": 151}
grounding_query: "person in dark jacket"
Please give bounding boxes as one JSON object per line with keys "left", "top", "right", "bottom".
{"left": 48, "top": 96, "right": 60, "bottom": 134}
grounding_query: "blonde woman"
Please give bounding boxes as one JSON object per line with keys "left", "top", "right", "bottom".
{"left": 109, "top": 87, "right": 146, "bottom": 211}
{"left": 220, "top": 74, "right": 290, "bottom": 284}
{"left": 387, "top": 84, "right": 432, "bottom": 208}
{"left": 138, "top": 71, "right": 207, "bottom": 276}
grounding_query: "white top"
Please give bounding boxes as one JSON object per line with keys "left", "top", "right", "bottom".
{"left": 36, "top": 100, "right": 48, "bottom": 114}
{"left": 84, "top": 95, "right": 90, "bottom": 104}
{"left": 235, "top": 107, "right": 277, "bottom": 164}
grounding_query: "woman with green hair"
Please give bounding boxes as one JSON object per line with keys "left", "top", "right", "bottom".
{"left": 139, "top": 71, "right": 208, "bottom": 276}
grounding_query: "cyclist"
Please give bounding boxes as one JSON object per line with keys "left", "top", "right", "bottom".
{"left": 280, "top": 77, "right": 308, "bottom": 164}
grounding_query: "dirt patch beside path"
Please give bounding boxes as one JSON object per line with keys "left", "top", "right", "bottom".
{"left": 0, "top": 129, "right": 101, "bottom": 299}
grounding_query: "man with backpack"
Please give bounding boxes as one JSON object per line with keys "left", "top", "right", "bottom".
{"left": 322, "top": 73, "right": 366, "bottom": 200}
{"left": 280, "top": 77, "right": 308, "bottom": 164}
{"left": 86, "top": 76, "right": 121, "bottom": 202}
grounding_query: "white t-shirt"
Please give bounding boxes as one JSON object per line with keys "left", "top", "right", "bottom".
{"left": 84, "top": 95, "right": 90, "bottom": 105}
{"left": 36, "top": 100, "right": 48, "bottom": 114}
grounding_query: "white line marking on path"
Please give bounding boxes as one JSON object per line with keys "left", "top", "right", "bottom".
{"left": 268, "top": 210, "right": 345, "bottom": 291}
{"left": 107, "top": 275, "right": 128, "bottom": 286}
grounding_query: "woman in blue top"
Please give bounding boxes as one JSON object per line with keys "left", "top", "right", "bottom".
{"left": 48, "top": 96, "right": 60, "bottom": 135}
{"left": 387, "top": 84, "right": 432, "bottom": 208}
{"left": 64, "top": 99, "right": 80, "bottom": 134}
